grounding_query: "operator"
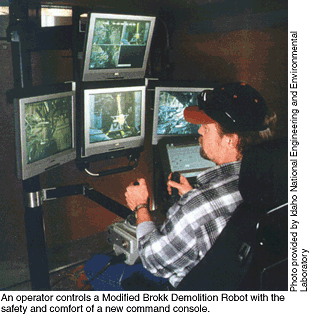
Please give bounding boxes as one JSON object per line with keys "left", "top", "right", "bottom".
{"left": 125, "top": 82, "right": 277, "bottom": 288}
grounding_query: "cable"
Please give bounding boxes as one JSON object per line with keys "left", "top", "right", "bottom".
{"left": 50, "top": 250, "right": 115, "bottom": 290}
{"left": 157, "top": 16, "right": 170, "bottom": 50}
{"left": 83, "top": 254, "right": 127, "bottom": 286}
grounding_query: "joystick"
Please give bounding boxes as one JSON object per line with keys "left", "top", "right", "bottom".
{"left": 170, "top": 172, "right": 181, "bottom": 203}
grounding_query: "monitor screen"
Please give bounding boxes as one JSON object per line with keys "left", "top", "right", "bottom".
{"left": 14, "top": 85, "right": 76, "bottom": 180}
{"left": 166, "top": 142, "right": 216, "bottom": 179}
{"left": 152, "top": 86, "right": 214, "bottom": 145}
{"left": 82, "top": 85, "right": 146, "bottom": 158}
{"left": 82, "top": 12, "right": 156, "bottom": 82}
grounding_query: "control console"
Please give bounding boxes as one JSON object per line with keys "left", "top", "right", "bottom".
{"left": 107, "top": 214, "right": 140, "bottom": 265}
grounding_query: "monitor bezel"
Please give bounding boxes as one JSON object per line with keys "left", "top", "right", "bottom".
{"left": 82, "top": 84, "right": 146, "bottom": 159}
{"left": 14, "top": 84, "right": 76, "bottom": 181}
{"left": 152, "top": 85, "right": 215, "bottom": 145}
{"left": 82, "top": 12, "right": 156, "bottom": 82}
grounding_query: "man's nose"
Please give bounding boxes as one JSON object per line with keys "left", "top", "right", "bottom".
{"left": 198, "top": 125, "right": 203, "bottom": 135}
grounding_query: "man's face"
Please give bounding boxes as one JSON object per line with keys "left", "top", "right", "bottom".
{"left": 198, "top": 123, "right": 228, "bottom": 165}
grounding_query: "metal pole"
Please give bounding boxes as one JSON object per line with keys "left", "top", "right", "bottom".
{"left": 23, "top": 176, "right": 51, "bottom": 291}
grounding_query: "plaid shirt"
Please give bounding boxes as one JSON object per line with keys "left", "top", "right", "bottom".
{"left": 136, "top": 161, "right": 243, "bottom": 287}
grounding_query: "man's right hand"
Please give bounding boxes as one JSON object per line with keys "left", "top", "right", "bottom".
{"left": 167, "top": 173, "right": 193, "bottom": 197}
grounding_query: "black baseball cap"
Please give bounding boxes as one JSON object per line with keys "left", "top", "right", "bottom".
{"left": 184, "top": 82, "right": 269, "bottom": 132}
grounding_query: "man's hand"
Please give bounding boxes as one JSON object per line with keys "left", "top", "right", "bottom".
{"left": 125, "top": 178, "right": 149, "bottom": 211}
{"left": 167, "top": 173, "right": 193, "bottom": 196}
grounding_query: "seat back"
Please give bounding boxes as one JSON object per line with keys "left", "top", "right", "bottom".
{"left": 246, "top": 203, "right": 288, "bottom": 291}
{"left": 176, "top": 137, "right": 288, "bottom": 291}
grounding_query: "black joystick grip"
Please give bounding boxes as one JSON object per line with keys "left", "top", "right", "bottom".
{"left": 170, "top": 172, "right": 181, "bottom": 202}
{"left": 133, "top": 181, "right": 139, "bottom": 186}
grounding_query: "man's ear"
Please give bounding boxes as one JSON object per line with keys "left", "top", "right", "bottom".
{"left": 225, "top": 133, "right": 239, "bottom": 148}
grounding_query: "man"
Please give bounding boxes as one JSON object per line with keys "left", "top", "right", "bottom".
{"left": 125, "top": 82, "right": 277, "bottom": 289}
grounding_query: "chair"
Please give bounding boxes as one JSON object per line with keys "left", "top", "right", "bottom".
{"left": 176, "top": 137, "right": 288, "bottom": 291}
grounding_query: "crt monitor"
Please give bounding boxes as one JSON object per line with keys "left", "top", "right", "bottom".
{"left": 82, "top": 84, "right": 146, "bottom": 159}
{"left": 82, "top": 12, "right": 156, "bottom": 82}
{"left": 14, "top": 83, "right": 76, "bottom": 180}
{"left": 152, "top": 86, "right": 214, "bottom": 145}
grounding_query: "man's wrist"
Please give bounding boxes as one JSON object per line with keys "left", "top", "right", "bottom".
{"left": 134, "top": 203, "right": 148, "bottom": 213}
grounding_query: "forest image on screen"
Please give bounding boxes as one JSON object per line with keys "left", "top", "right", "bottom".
{"left": 25, "top": 96, "right": 73, "bottom": 165}
{"left": 88, "top": 90, "right": 142, "bottom": 144}
{"left": 157, "top": 91, "right": 200, "bottom": 135}
{"left": 89, "top": 18, "right": 151, "bottom": 70}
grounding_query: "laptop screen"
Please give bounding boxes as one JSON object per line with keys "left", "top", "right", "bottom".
{"left": 166, "top": 142, "right": 215, "bottom": 178}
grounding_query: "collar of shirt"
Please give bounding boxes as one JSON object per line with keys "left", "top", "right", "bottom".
{"left": 196, "top": 160, "right": 242, "bottom": 187}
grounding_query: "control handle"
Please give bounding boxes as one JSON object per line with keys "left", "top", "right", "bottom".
{"left": 170, "top": 172, "right": 181, "bottom": 203}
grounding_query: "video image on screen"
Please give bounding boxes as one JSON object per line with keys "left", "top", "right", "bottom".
{"left": 157, "top": 91, "right": 200, "bottom": 136}
{"left": 88, "top": 90, "right": 142, "bottom": 144}
{"left": 25, "top": 96, "right": 73, "bottom": 165}
{"left": 89, "top": 18, "right": 152, "bottom": 70}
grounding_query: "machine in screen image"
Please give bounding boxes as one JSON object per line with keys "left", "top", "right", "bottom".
{"left": 88, "top": 90, "right": 142, "bottom": 144}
